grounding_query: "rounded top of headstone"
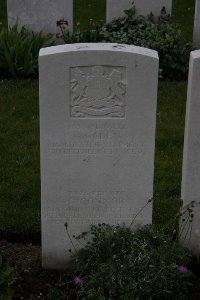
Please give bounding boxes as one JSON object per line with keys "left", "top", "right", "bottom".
{"left": 39, "top": 43, "right": 158, "bottom": 59}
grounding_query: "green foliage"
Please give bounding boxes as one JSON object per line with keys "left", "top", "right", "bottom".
{"left": 60, "top": 22, "right": 102, "bottom": 43}
{"left": 62, "top": 7, "right": 191, "bottom": 80}
{"left": 71, "top": 224, "right": 192, "bottom": 300}
{"left": 47, "top": 288, "right": 66, "bottom": 300}
{"left": 0, "top": 255, "right": 16, "bottom": 300}
{"left": 0, "top": 23, "right": 52, "bottom": 78}
{"left": 101, "top": 8, "right": 191, "bottom": 80}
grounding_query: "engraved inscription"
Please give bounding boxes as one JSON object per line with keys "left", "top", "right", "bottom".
{"left": 47, "top": 139, "right": 142, "bottom": 156}
{"left": 70, "top": 66, "right": 126, "bottom": 118}
{"left": 46, "top": 125, "right": 144, "bottom": 157}
{"left": 44, "top": 191, "right": 137, "bottom": 226}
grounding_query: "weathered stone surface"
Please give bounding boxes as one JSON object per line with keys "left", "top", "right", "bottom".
{"left": 7, "top": 0, "right": 72, "bottom": 34}
{"left": 181, "top": 50, "right": 200, "bottom": 254}
{"left": 193, "top": 0, "right": 200, "bottom": 48}
{"left": 107, "top": 0, "right": 172, "bottom": 23}
{"left": 39, "top": 43, "right": 158, "bottom": 269}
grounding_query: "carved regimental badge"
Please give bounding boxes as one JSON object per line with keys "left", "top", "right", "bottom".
{"left": 70, "top": 66, "right": 126, "bottom": 118}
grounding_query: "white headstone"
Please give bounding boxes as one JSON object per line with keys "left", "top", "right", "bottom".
{"left": 107, "top": 0, "right": 172, "bottom": 23}
{"left": 39, "top": 43, "right": 158, "bottom": 269}
{"left": 181, "top": 50, "right": 200, "bottom": 254}
{"left": 193, "top": 0, "right": 200, "bottom": 48}
{"left": 7, "top": 0, "right": 73, "bottom": 34}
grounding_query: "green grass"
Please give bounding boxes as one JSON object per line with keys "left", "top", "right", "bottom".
{"left": 0, "top": 80, "right": 187, "bottom": 234}
{"left": 153, "top": 82, "right": 187, "bottom": 228}
{"left": 0, "top": 80, "right": 40, "bottom": 234}
{"left": 172, "top": 0, "right": 195, "bottom": 41}
{"left": 74, "top": 0, "right": 106, "bottom": 30}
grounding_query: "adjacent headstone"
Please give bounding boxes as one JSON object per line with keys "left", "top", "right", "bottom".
{"left": 107, "top": 0, "right": 172, "bottom": 23}
{"left": 7, "top": 0, "right": 73, "bottom": 34}
{"left": 181, "top": 50, "right": 200, "bottom": 254}
{"left": 193, "top": 0, "right": 200, "bottom": 48}
{"left": 39, "top": 43, "right": 158, "bottom": 269}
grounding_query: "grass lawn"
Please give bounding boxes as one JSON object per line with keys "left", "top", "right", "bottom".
{"left": 74, "top": 0, "right": 106, "bottom": 30}
{"left": 153, "top": 82, "right": 187, "bottom": 228}
{"left": 173, "top": 0, "right": 195, "bottom": 41}
{"left": 0, "top": 0, "right": 196, "bottom": 237}
{"left": 0, "top": 80, "right": 40, "bottom": 235}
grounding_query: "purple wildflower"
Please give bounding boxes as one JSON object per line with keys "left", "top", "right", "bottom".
{"left": 177, "top": 265, "right": 189, "bottom": 273}
{"left": 73, "top": 276, "right": 84, "bottom": 287}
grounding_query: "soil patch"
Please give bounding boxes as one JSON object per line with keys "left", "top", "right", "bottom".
{"left": 0, "top": 240, "right": 76, "bottom": 300}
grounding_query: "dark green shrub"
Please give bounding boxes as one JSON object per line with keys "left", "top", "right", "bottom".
{"left": 70, "top": 224, "right": 192, "bottom": 300}
{"left": 61, "top": 21, "right": 103, "bottom": 43}
{"left": 62, "top": 7, "right": 191, "bottom": 80}
{"left": 0, "top": 23, "right": 52, "bottom": 78}
{"left": 100, "top": 8, "right": 191, "bottom": 80}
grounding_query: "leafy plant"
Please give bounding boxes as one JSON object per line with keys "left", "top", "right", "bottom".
{"left": 62, "top": 7, "right": 191, "bottom": 80}
{"left": 69, "top": 224, "right": 193, "bottom": 300}
{"left": 0, "top": 255, "right": 16, "bottom": 300}
{"left": 61, "top": 20, "right": 103, "bottom": 43}
{"left": 47, "top": 288, "right": 66, "bottom": 300}
{"left": 0, "top": 23, "right": 52, "bottom": 78}
{"left": 100, "top": 8, "right": 191, "bottom": 80}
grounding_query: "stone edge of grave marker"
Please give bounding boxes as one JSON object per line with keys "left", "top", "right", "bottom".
{"left": 39, "top": 43, "right": 158, "bottom": 58}
{"left": 193, "top": 0, "right": 200, "bottom": 48}
{"left": 181, "top": 49, "right": 200, "bottom": 255}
